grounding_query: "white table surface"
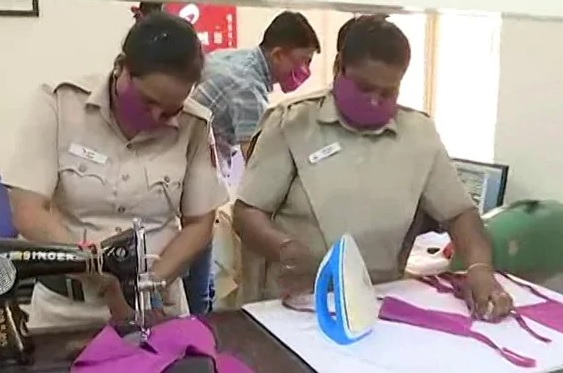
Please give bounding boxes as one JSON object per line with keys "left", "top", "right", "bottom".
{"left": 244, "top": 274, "right": 563, "bottom": 373}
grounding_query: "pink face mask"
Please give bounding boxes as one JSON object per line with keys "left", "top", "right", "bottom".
{"left": 114, "top": 78, "right": 161, "bottom": 133}
{"left": 332, "top": 75, "right": 398, "bottom": 130}
{"left": 379, "top": 297, "right": 536, "bottom": 368}
{"left": 72, "top": 317, "right": 253, "bottom": 373}
{"left": 278, "top": 64, "right": 311, "bottom": 93}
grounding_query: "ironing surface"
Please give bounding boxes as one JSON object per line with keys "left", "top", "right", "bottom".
{"left": 244, "top": 275, "right": 563, "bottom": 373}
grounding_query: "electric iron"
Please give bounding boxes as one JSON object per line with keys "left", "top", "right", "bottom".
{"left": 314, "top": 233, "right": 378, "bottom": 345}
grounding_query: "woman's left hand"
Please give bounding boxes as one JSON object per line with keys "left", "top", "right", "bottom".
{"left": 465, "top": 265, "right": 513, "bottom": 321}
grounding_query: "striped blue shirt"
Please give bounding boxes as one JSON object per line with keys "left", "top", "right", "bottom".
{"left": 190, "top": 47, "right": 273, "bottom": 166}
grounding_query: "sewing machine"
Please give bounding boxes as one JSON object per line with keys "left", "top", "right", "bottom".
{"left": 0, "top": 218, "right": 166, "bottom": 366}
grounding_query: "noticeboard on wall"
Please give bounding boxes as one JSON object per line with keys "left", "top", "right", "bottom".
{"left": 164, "top": 2, "right": 237, "bottom": 53}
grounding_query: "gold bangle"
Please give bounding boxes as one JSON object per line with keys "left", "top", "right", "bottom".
{"left": 466, "top": 262, "right": 492, "bottom": 273}
{"left": 279, "top": 237, "right": 295, "bottom": 249}
{"left": 277, "top": 237, "right": 295, "bottom": 263}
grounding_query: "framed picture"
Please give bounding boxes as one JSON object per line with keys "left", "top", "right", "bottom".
{"left": 0, "top": 0, "right": 39, "bottom": 17}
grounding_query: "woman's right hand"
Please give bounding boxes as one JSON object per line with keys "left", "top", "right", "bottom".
{"left": 278, "top": 240, "right": 320, "bottom": 297}
{"left": 100, "top": 276, "right": 136, "bottom": 321}
{"left": 103, "top": 277, "right": 168, "bottom": 324}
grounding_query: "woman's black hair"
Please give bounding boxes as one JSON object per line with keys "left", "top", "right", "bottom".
{"left": 336, "top": 17, "right": 358, "bottom": 53}
{"left": 122, "top": 12, "right": 203, "bottom": 83}
{"left": 340, "top": 15, "right": 410, "bottom": 70}
{"left": 333, "top": 17, "right": 359, "bottom": 75}
{"left": 138, "top": 1, "right": 163, "bottom": 15}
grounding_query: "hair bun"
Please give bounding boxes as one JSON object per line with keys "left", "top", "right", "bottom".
{"left": 130, "top": 6, "right": 143, "bottom": 21}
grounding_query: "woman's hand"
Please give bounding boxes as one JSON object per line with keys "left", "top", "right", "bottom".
{"left": 102, "top": 278, "right": 168, "bottom": 324}
{"left": 100, "top": 276, "right": 135, "bottom": 321}
{"left": 465, "top": 265, "right": 513, "bottom": 321}
{"left": 278, "top": 240, "right": 320, "bottom": 297}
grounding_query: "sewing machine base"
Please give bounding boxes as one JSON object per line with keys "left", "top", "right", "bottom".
{"left": 0, "top": 357, "right": 216, "bottom": 373}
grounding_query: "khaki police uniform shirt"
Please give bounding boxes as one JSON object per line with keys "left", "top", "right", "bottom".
{"left": 1, "top": 74, "right": 228, "bottom": 328}
{"left": 237, "top": 89, "right": 475, "bottom": 303}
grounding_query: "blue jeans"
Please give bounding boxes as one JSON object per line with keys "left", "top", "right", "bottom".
{"left": 183, "top": 243, "right": 214, "bottom": 315}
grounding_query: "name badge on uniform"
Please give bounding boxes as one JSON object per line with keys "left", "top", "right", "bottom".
{"left": 68, "top": 143, "right": 108, "bottom": 165}
{"left": 308, "top": 142, "right": 342, "bottom": 164}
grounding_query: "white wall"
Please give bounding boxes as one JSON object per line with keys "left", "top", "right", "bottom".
{"left": 0, "top": 1, "right": 426, "bottom": 155}
{"left": 433, "top": 14, "right": 501, "bottom": 163}
{"left": 495, "top": 18, "right": 563, "bottom": 202}
{"left": 0, "top": 0, "right": 134, "bottom": 157}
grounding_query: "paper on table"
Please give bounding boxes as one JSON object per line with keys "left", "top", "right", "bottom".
{"left": 244, "top": 277, "right": 563, "bottom": 373}
{"left": 406, "top": 232, "right": 451, "bottom": 276}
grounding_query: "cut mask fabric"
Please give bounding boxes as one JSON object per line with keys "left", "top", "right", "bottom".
{"left": 378, "top": 297, "right": 536, "bottom": 368}
{"left": 418, "top": 273, "right": 552, "bottom": 344}
{"left": 71, "top": 317, "right": 253, "bottom": 373}
{"left": 332, "top": 75, "right": 398, "bottom": 130}
{"left": 422, "top": 272, "right": 563, "bottom": 336}
{"left": 498, "top": 272, "right": 563, "bottom": 335}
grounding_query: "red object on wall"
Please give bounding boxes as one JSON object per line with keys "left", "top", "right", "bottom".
{"left": 164, "top": 3, "right": 237, "bottom": 53}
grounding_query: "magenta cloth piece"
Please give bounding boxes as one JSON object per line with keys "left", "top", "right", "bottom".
{"left": 148, "top": 317, "right": 217, "bottom": 358}
{"left": 379, "top": 296, "right": 536, "bottom": 368}
{"left": 71, "top": 317, "right": 253, "bottom": 373}
{"left": 419, "top": 273, "right": 551, "bottom": 343}
{"left": 497, "top": 272, "right": 563, "bottom": 334}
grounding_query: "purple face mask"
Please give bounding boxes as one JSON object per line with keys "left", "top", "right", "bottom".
{"left": 379, "top": 297, "right": 536, "bottom": 368}
{"left": 72, "top": 317, "right": 253, "bottom": 373}
{"left": 278, "top": 65, "right": 311, "bottom": 93}
{"left": 332, "top": 75, "right": 398, "bottom": 130}
{"left": 114, "top": 78, "right": 160, "bottom": 133}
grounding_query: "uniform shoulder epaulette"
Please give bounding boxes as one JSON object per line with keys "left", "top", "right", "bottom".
{"left": 45, "top": 74, "right": 101, "bottom": 95}
{"left": 183, "top": 97, "right": 213, "bottom": 122}
{"left": 398, "top": 105, "right": 430, "bottom": 118}
{"left": 277, "top": 88, "right": 329, "bottom": 109}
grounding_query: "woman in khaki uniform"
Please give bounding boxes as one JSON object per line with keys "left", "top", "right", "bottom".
{"left": 234, "top": 16, "right": 513, "bottom": 320}
{"left": 1, "top": 13, "right": 228, "bottom": 328}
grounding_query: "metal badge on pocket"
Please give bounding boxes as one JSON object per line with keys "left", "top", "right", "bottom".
{"left": 308, "top": 142, "right": 342, "bottom": 165}
{"left": 68, "top": 143, "right": 108, "bottom": 165}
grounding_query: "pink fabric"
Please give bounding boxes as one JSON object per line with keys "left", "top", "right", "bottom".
{"left": 71, "top": 317, "right": 252, "bottom": 373}
{"left": 497, "top": 272, "right": 563, "bottom": 334}
{"left": 419, "top": 273, "right": 551, "bottom": 343}
{"left": 379, "top": 297, "right": 536, "bottom": 367}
